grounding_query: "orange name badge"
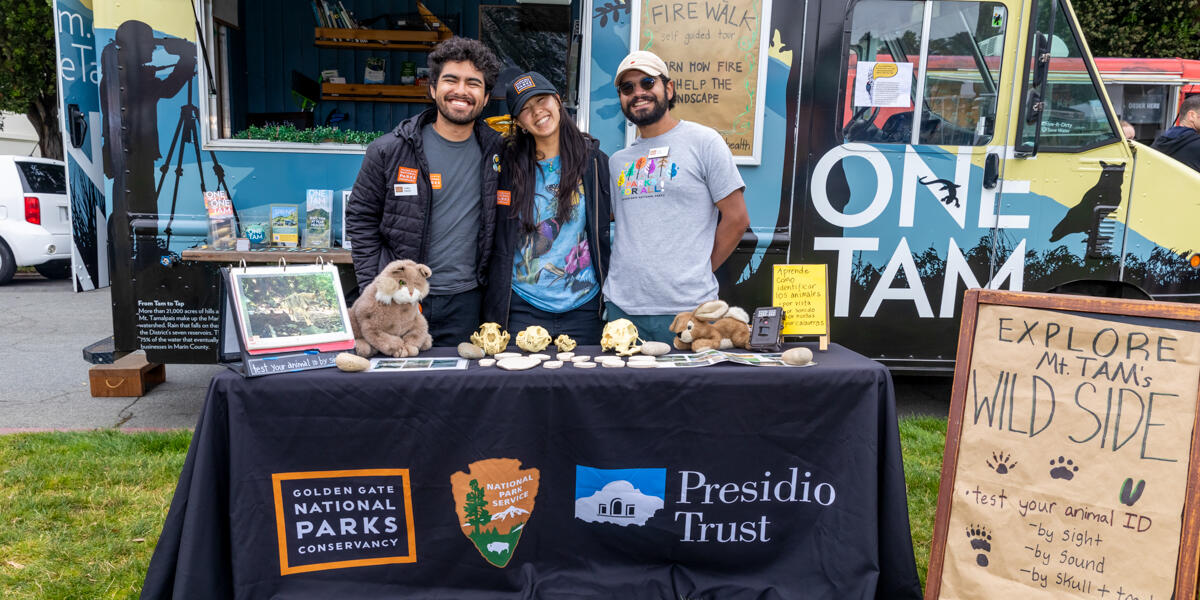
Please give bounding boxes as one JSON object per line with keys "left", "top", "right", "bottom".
{"left": 396, "top": 166, "right": 418, "bottom": 184}
{"left": 430, "top": 173, "right": 443, "bottom": 190}
{"left": 496, "top": 190, "right": 512, "bottom": 206}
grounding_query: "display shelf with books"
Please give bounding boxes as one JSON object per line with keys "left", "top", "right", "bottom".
{"left": 320, "top": 83, "right": 429, "bottom": 103}
{"left": 313, "top": 27, "right": 450, "bottom": 50}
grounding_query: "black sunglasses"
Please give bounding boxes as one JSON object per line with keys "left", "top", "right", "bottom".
{"left": 618, "top": 76, "right": 658, "bottom": 95}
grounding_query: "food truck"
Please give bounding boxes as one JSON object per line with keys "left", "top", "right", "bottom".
{"left": 52, "top": 0, "right": 1200, "bottom": 372}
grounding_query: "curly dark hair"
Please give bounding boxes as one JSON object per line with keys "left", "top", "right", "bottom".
{"left": 428, "top": 37, "right": 502, "bottom": 94}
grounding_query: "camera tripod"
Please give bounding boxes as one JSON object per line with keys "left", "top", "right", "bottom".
{"left": 156, "top": 78, "right": 237, "bottom": 248}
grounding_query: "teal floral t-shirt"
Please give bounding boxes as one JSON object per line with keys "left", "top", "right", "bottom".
{"left": 511, "top": 156, "right": 598, "bottom": 312}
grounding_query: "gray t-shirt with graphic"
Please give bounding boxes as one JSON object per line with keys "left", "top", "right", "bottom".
{"left": 422, "top": 124, "right": 482, "bottom": 294}
{"left": 603, "top": 120, "right": 745, "bottom": 314}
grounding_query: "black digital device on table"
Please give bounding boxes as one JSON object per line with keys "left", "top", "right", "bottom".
{"left": 749, "top": 306, "right": 785, "bottom": 352}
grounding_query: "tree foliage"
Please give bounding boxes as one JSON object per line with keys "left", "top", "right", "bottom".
{"left": 0, "top": 0, "right": 61, "bottom": 159}
{"left": 1072, "top": 0, "right": 1200, "bottom": 59}
{"left": 464, "top": 479, "right": 491, "bottom": 535}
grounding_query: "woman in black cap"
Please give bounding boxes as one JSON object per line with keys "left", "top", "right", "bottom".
{"left": 481, "top": 72, "right": 612, "bottom": 344}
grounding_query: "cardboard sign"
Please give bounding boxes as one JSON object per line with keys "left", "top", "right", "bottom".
{"left": 632, "top": 0, "right": 772, "bottom": 164}
{"left": 771, "top": 264, "right": 829, "bottom": 336}
{"left": 927, "top": 290, "right": 1200, "bottom": 600}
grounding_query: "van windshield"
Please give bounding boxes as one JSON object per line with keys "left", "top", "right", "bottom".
{"left": 16, "top": 161, "right": 66, "bottom": 194}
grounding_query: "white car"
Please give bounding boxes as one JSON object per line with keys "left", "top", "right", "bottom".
{"left": 0, "top": 156, "right": 71, "bottom": 284}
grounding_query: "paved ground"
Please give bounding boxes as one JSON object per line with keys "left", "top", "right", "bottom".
{"left": 0, "top": 273, "right": 223, "bottom": 430}
{"left": 0, "top": 273, "right": 949, "bottom": 431}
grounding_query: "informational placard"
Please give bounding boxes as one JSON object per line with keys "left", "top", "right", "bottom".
{"left": 772, "top": 264, "right": 829, "bottom": 336}
{"left": 926, "top": 290, "right": 1200, "bottom": 600}
{"left": 853, "top": 61, "right": 913, "bottom": 108}
{"left": 630, "top": 0, "right": 772, "bottom": 165}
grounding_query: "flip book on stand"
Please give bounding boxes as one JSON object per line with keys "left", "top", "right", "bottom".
{"left": 219, "top": 259, "right": 355, "bottom": 377}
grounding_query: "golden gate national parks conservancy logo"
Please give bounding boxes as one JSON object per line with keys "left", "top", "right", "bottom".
{"left": 271, "top": 469, "right": 416, "bottom": 575}
{"left": 450, "top": 458, "right": 540, "bottom": 567}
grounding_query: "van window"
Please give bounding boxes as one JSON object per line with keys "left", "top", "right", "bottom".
{"left": 842, "top": 1, "right": 1006, "bottom": 146}
{"left": 15, "top": 161, "right": 66, "bottom": 194}
{"left": 1018, "top": 0, "right": 1117, "bottom": 151}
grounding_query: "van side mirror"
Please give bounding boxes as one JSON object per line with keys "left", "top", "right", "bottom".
{"left": 984, "top": 153, "right": 1000, "bottom": 189}
{"left": 67, "top": 104, "right": 87, "bottom": 149}
{"left": 1031, "top": 34, "right": 1051, "bottom": 88}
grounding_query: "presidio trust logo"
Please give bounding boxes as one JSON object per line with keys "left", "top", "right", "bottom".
{"left": 576, "top": 465, "right": 838, "bottom": 543}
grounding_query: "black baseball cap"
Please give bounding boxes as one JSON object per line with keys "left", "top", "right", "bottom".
{"left": 505, "top": 71, "right": 558, "bottom": 117}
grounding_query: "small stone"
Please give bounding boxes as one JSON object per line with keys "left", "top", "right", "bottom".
{"left": 782, "top": 347, "right": 814, "bottom": 366}
{"left": 457, "top": 342, "right": 485, "bottom": 359}
{"left": 640, "top": 341, "right": 671, "bottom": 356}
{"left": 497, "top": 356, "right": 540, "bottom": 371}
{"left": 601, "top": 358, "right": 625, "bottom": 368}
{"left": 335, "top": 352, "right": 370, "bottom": 372}
{"left": 574, "top": 361, "right": 597, "bottom": 368}
{"left": 495, "top": 352, "right": 522, "bottom": 359}
{"left": 478, "top": 358, "right": 496, "bottom": 367}
{"left": 542, "top": 360, "right": 564, "bottom": 369}
{"left": 530, "top": 353, "right": 552, "bottom": 361}
{"left": 571, "top": 355, "right": 591, "bottom": 363}
{"left": 556, "top": 352, "right": 575, "bottom": 361}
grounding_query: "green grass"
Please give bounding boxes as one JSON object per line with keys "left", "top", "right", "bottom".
{"left": 0, "top": 420, "right": 950, "bottom": 597}
{"left": 0, "top": 431, "right": 191, "bottom": 599}
{"left": 899, "top": 416, "right": 949, "bottom": 590}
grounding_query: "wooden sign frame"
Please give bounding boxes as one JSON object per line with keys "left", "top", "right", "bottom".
{"left": 925, "top": 289, "right": 1200, "bottom": 599}
{"left": 626, "top": 0, "right": 772, "bottom": 165}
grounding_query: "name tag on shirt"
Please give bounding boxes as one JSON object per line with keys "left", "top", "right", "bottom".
{"left": 394, "top": 183, "right": 418, "bottom": 196}
{"left": 647, "top": 146, "right": 670, "bottom": 159}
{"left": 430, "top": 173, "right": 443, "bottom": 190}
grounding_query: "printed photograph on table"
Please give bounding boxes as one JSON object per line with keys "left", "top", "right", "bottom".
{"left": 368, "top": 357, "right": 467, "bottom": 372}
{"left": 227, "top": 264, "right": 354, "bottom": 353}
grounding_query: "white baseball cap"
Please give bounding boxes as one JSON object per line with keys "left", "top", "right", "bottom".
{"left": 615, "top": 50, "right": 670, "bottom": 84}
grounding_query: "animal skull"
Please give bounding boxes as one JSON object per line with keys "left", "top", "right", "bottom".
{"left": 554, "top": 334, "right": 577, "bottom": 352}
{"left": 516, "top": 325, "right": 552, "bottom": 352}
{"left": 470, "top": 323, "right": 510, "bottom": 355}
{"left": 601, "top": 319, "right": 643, "bottom": 356}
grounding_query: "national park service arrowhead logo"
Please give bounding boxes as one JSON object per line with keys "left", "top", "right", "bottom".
{"left": 450, "top": 458, "right": 539, "bottom": 567}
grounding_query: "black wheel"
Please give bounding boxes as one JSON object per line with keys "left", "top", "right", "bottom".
{"left": 0, "top": 239, "right": 15, "bottom": 285}
{"left": 35, "top": 259, "right": 72, "bottom": 280}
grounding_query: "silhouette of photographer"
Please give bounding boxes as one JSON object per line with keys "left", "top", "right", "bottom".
{"left": 101, "top": 20, "right": 196, "bottom": 220}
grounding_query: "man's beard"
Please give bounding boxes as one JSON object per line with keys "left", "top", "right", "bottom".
{"left": 622, "top": 92, "right": 669, "bottom": 127}
{"left": 436, "top": 94, "right": 484, "bottom": 126}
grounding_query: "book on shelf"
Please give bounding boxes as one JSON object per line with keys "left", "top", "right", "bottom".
{"left": 365, "top": 57, "right": 386, "bottom": 84}
{"left": 341, "top": 190, "right": 352, "bottom": 249}
{"left": 203, "top": 190, "right": 237, "bottom": 249}
{"left": 270, "top": 204, "right": 300, "bottom": 247}
{"left": 304, "top": 190, "right": 333, "bottom": 248}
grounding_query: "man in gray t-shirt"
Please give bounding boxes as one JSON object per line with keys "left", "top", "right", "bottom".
{"left": 346, "top": 37, "right": 503, "bottom": 346}
{"left": 421, "top": 124, "right": 482, "bottom": 295}
{"left": 603, "top": 50, "right": 750, "bottom": 343}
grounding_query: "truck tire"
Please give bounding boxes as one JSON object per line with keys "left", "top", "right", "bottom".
{"left": 0, "top": 239, "right": 14, "bottom": 285}
{"left": 35, "top": 259, "right": 72, "bottom": 280}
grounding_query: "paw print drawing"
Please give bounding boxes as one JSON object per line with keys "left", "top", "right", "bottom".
{"left": 966, "top": 524, "right": 992, "bottom": 567}
{"left": 986, "top": 451, "right": 1017, "bottom": 475}
{"left": 1049, "top": 456, "right": 1079, "bottom": 480}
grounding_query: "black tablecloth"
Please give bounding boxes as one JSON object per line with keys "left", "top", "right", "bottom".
{"left": 141, "top": 344, "right": 921, "bottom": 599}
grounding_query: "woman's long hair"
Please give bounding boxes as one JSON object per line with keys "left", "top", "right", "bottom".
{"left": 502, "top": 97, "right": 594, "bottom": 234}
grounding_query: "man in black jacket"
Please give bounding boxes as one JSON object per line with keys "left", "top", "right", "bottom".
{"left": 1151, "top": 94, "right": 1200, "bottom": 174}
{"left": 346, "top": 37, "right": 503, "bottom": 346}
